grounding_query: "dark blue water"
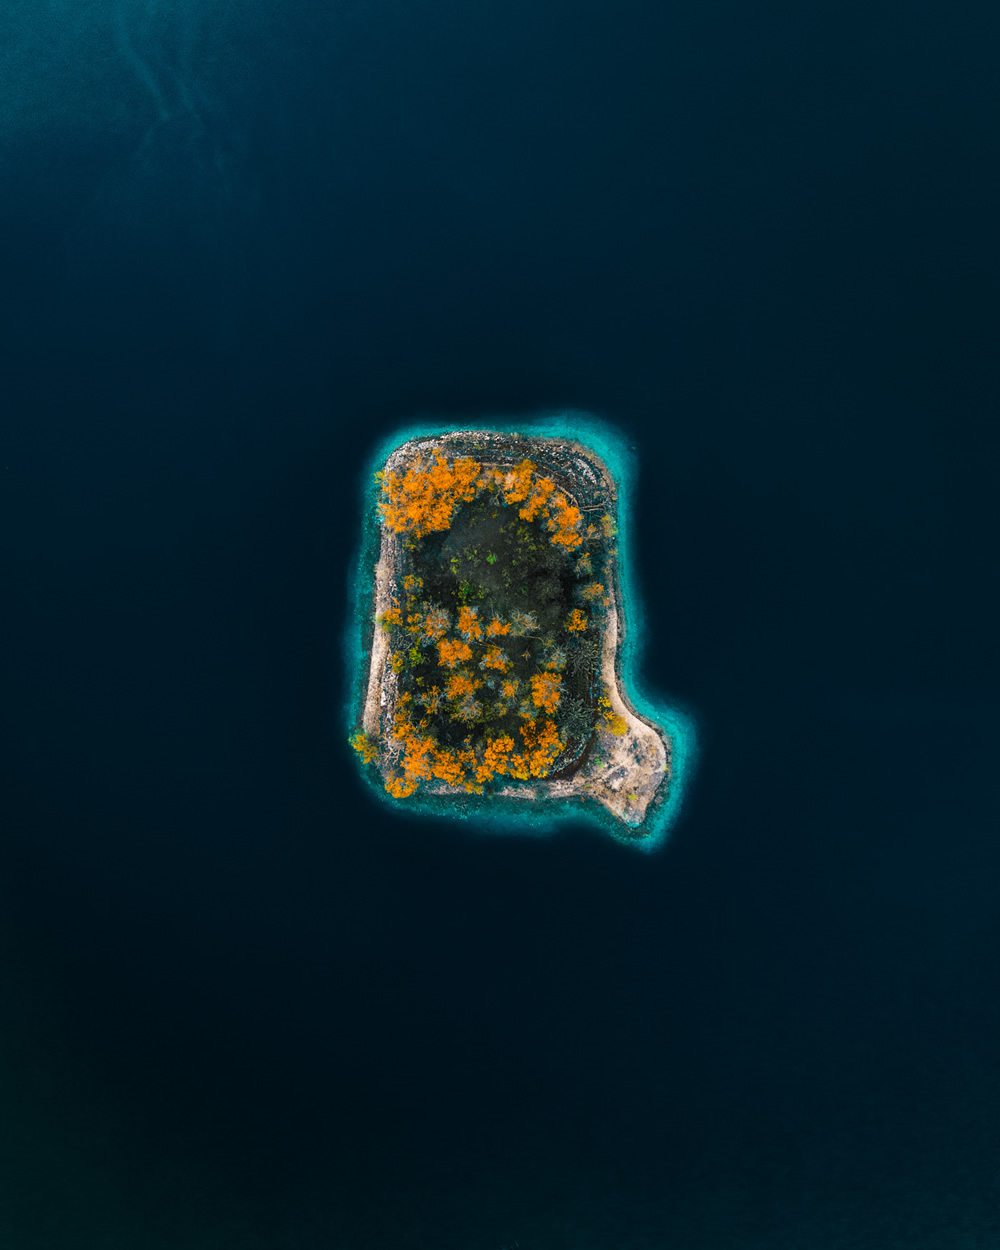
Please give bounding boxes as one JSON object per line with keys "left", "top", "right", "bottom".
{"left": 3, "top": 1, "right": 998, "bottom": 1245}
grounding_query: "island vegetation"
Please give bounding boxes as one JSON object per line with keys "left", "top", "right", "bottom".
{"left": 350, "top": 430, "right": 673, "bottom": 833}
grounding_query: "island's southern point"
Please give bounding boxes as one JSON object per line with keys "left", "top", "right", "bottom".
{"left": 348, "top": 419, "right": 694, "bottom": 847}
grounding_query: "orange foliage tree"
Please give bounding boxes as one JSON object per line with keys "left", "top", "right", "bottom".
{"left": 529, "top": 671, "right": 563, "bottom": 713}
{"left": 457, "top": 605, "right": 483, "bottom": 640}
{"left": 481, "top": 645, "right": 510, "bottom": 672}
{"left": 378, "top": 451, "right": 481, "bottom": 537}
{"left": 437, "top": 637, "right": 473, "bottom": 668}
{"left": 580, "top": 582, "right": 609, "bottom": 608}
{"left": 445, "top": 670, "right": 480, "bottom": 700}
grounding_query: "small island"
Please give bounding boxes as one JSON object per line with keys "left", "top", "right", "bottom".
{"left": 348, "top": 424, "right": 691, "bottom": 844}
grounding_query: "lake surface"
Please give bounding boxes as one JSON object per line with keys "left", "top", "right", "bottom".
{"left": 3, "top": 1, "right": 998, "bottom": 1246}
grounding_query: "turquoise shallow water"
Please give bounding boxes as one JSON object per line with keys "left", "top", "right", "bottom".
{"left": 347, "top": 412, "right": 699, "bottom": 847}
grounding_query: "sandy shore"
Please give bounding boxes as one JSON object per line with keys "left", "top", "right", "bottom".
{"left": 361, "top": 530, "right": 396, "bottom": 740}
